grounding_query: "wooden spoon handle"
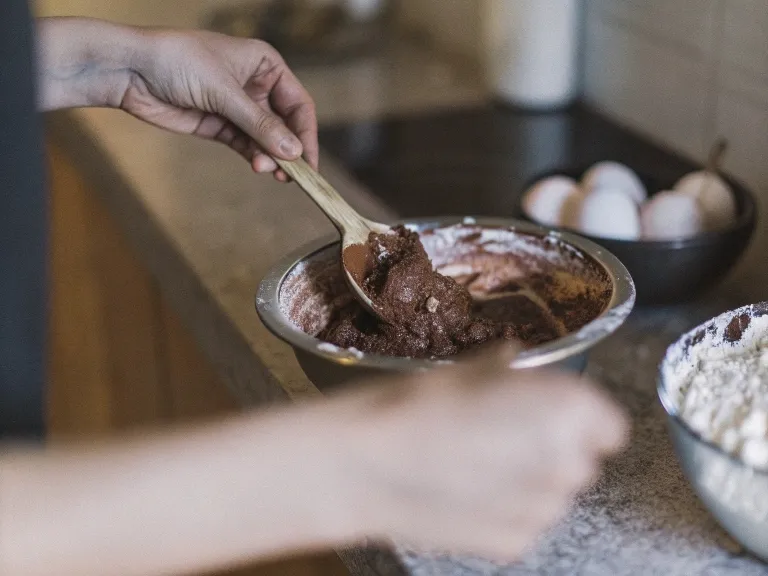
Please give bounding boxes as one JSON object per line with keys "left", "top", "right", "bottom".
{"left": 275, "top": 157, "right": 371, "bottom": 237}
{"left": 706, "top": 138, "right": 728, "bottom": 175}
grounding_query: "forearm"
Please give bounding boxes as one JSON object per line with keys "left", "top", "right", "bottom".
{"left": 36, "top": 17, "right": 142, "bottom": 111}
{"left": 0, "top": 407, "right": 362, "bottom": 576}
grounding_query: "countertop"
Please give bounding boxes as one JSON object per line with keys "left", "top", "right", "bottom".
{"left": 46, "top": 30, "right": 768, "bottom": 576}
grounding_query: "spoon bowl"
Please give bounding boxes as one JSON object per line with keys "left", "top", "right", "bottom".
{"left": 274, "top": 157, "right": 390, "bottom": 319}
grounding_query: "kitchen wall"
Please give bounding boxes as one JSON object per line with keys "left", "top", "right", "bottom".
{"left": 583, "top": 0, "right": 768, "bottom": 196}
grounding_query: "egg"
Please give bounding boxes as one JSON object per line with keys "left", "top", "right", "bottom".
{"left": 640, "top": 190, "right": 705, "bottom": 240}
{"left": 582, "top": 161, "right": 647, "bottom": 204}
{"left": 565, "top": 188, "right": 641, "bottom": 240}
{"left": 522, "top": 176, "right": 581, "bottom": 227}
{"left": 674, "top": 171, "right": 737, "bottom": 230}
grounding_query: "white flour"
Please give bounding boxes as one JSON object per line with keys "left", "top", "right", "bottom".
{"left": 665, "top": 310, "right": 768, "bottom": 468}
{"left": 662, "top": 306, "right": 768, "bottom": 526}
{"left": 683, "top": 346, "right": 768, "bottom": 466}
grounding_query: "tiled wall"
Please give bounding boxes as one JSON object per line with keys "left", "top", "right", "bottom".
{"left": 584, "top": 0, "right": 768, "bottom": 196}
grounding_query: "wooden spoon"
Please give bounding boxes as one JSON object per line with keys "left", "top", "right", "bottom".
{"left": 274, "top": 157, "right": 391, "bottom": 319}
{"left": 699, "top": 137, "right": 729, "bottom": 197}
{"left": 705, "top": 137, "right": 728, "bottom": 176}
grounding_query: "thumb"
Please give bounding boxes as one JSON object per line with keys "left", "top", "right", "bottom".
{"left": 453, "top": 341, "right": 522, "bottom": 382}
{"left": 218, "top": 84, "right": 303, "bottom": 160}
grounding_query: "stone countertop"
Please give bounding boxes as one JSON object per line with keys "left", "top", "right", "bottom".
{"left": 44, "top": 13, "right": 768, "bottom": 576}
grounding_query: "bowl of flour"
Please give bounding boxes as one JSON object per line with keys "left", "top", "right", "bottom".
{"left": 660, "top": 301, "right": 768, "bottom": 560}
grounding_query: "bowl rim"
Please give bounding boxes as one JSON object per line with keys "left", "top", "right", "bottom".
{"left": 657, "top": 301, "right": 768, "bottom": 475}
{"left": 256, "top": 216, "right": 636, "bottom": 371}
{"left": 520, "top": 165, "right": 758, "bottom": 248}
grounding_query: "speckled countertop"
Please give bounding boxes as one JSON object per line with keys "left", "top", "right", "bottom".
{"left": 42, "top": 2, "right": 768, "bottom": 572}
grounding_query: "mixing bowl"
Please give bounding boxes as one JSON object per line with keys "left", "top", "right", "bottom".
{"left": 518, "top": 166, "right": 757, "bottom": 306}
{"left": 659, "top": 302, "right": 768, "bottom": 560}
{"left": 256, "top": 217, "right": 635, "bottom": 390}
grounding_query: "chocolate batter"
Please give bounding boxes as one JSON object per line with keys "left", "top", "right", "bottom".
{"left": 326, "top": 226, "right": 544, "bottom": 357}
{"left": 281, "top": 223, "right": 612, "bottom": 360}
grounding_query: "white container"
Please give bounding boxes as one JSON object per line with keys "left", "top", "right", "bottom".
{"left": 344, "top": 0, "right": 384, "bottom": 21}
{"left": 487, "top": 0, "right": 580, "bottom": 110}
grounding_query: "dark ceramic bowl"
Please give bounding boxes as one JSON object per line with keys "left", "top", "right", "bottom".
{"left": 517, "top": 166, "right": 757, "bottom": 306}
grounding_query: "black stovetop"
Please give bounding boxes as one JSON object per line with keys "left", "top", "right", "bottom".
{"left": 318, "top": 102, "right": 698, "bottom": 218}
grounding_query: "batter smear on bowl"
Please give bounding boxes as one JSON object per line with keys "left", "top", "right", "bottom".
{"left": 300, "top": 224, "right": 612, "bottom": 358}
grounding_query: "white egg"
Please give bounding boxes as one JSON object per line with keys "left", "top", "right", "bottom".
{"left": 674, "top": 171, "right": 737, "bottom": 230}
{"left": 640, "top": 190, "right": 705, "bottom": 240}
{"left": 565, "top": 188, "right": 641, "bottom": 240}
{"left": 522, "top": 176, "right": 581, "bottom": 227}
{"left": 582, "top": 161, "right": 647, "bottom": 203}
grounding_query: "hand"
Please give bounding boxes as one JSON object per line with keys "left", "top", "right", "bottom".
{"left": 0, "top": 345, "right": 627, "bottom": 576}
{"left": 123, "top": 29, "right": 318, "bottom": 180}
{"left": 38, "top": 18, "right": 318, "bottom": 180}
{"left": 334, "top": 347, "right": 628, "bottom": 560}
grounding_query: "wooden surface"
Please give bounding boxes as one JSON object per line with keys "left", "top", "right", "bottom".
{"left": 47, "top": 142, "right": 348, "bottom": 576}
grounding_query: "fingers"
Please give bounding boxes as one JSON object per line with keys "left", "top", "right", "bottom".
{"left": 199, "top": 39, "right": 316, "bottom": 170}
{"left": 252, "top": 153, "right": 278, "bottom": 173}
{"left": 481, "top": 350, "right": 629, "bottom": 457}
{"left": 190, "top": 113, "right": 281, "bottom": 172}
{"left": 268, "top": 66, "right": 319, "bottom": 169}
{"left": 200, "top": 118, "right": 292, "bottom": 180}
{"left": 218, "top": 82, "right": 303, "bottom": 162}
{"left": 423, "top": 344, "right": 628, "bottom": 459}
{"left": 561, "top": 381, "right": 629, "bottom": 456}
{"left": 250, "top": 156, "right": 288, "bottom": 182}
{"left": 451, "top": 341, "right": 521, "bottom": 383}
{"left": 208, "top": 120, "right": 259, "bottom": 164}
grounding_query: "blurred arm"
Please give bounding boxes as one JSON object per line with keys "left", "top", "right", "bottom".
{"left": 0, "top": 407, "right": 361, "bottom": 576}
{"left": 36, "top": 17, "right": 137, "bottom": 111}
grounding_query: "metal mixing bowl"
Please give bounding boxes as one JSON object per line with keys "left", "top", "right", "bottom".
{"left": 659, "top": 302, "right": 768, "bottom": 561}
{"left": 256, "top": 217, "right": 635, "bottom": 391}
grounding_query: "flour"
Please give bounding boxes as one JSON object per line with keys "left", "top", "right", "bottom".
{"left": 664, "top": 306, "right": 768, "bottom": 468}
{"left": 661, "top": 305, "right": 768, "bottom": 528}
{"left": 682, "top": 346, "right": 768, "bottom": 466}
